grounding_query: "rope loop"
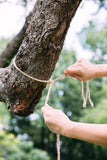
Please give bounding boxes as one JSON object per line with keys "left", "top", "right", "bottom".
{"left": 13, "top": 57, "right": 94, "bottom": 160}
{"left": 13, "top": 57, "right": 51, "bottom": 84}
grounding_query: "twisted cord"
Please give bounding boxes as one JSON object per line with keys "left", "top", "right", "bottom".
{"left": 13, "top": 57, "right": 52, "bottom": 83}
{"left": 13, "top": 57, "right": 94, "bottom": 160}
{"left": 81, "top": 81, "right": 94, "bottom": 108}
{"left": 13, "top": 57, "right": 63, "bottom": 160}
{"left": 81, "top": 81, "right": 87, "bottom": 108}
{"left": 57, "top": 134, "right": 60, "bottom": 160}
{"left": 86, "top": 81, "right": 94, "bottom": 107}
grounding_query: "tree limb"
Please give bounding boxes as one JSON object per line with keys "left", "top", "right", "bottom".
{"left": 0, "top": 12, "right": 33, "bottom": 68}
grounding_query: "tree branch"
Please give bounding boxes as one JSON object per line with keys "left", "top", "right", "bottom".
{"left": 0, "top": 12, "right": 33, "bottom": 68}
{"left": 0, "top": 0, "right": 82, "bottom": 117}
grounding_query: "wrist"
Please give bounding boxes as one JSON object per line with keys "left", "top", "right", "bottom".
{"left": 62, "top": 121, "right": 76, "bottom": 138}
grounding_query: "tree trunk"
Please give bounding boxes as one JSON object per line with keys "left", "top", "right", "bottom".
{"left": 0, "top": 0, "right": 82, "bottom": 117}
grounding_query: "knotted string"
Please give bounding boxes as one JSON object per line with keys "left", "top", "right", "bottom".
{"left": 13, "top": 57, "right": 64, "bottom": 160}
{"left": 13, "top": 57, "right": 94, "bottom": 160}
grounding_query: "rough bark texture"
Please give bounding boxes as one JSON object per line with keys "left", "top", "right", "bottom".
{"left": 0, "top": 0, "right": 82, "bottom": 117}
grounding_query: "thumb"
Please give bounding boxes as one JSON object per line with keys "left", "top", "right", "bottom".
{"left": 64, "top": 65, "right": 79, "bottom": 77}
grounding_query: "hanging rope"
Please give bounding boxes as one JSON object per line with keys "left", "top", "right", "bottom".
{"left": 13, "top": 57, "right": 94, "bottom": 160}
{"left": 13, "top": 57, "right": 64, "bottom": 160}
{"left": 81, "top": 81, "right": 94, "bottom": 108}
{"left": 44, "top": 81, "right": 61, "bottom": 160}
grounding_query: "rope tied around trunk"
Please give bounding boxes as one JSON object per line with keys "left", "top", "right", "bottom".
{"left": 13, "top": 57, "right": 94, "bottom": 160}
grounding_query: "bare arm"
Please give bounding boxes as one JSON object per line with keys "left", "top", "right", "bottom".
{"left": 64, "top": 58, "right": 107, "bottom": 81}
{"left": 66, "top": 121, "right": 107, "bottom": 147}
{"left": 41, "top": 59, "right": 107, "bottom": 146}
{"left": 41, "top": 105, "right": 107, "bottom": 147}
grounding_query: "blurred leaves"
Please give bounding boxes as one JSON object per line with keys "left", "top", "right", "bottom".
{"left": 0, "top": 45, "right": 106, "bottom": 159}
{"left": 79, "top": 21, "right": 107, "bottom": 64}
{"left": 80, "top": 98, "right": 107, "bottom": 124}
{"left": 0, "top": 38, "right": 11, "bottom": 55}
{"left": 0, "top": 1, "right": 107, "bottom": 159}
{"left": 0, "top": 130, "right": 51, "bottom": 160}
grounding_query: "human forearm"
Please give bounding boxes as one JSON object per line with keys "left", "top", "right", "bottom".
{"left": 64, "top": 59, "right": 107, "bottom": 81}
{"left": 65, "top": 122, "right": 107, "bottom": 147}
{"left": 94, "top": 64, "right": 107, "bottom": 79}
{"left": 41, "top": 105, "right": 107, "bottom": 146}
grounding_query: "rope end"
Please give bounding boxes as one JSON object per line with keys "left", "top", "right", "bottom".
{"left": 82, "top": 102, "right": 86, "bottom": 108}
{"left": 90, "top": 101, "right": 94, "bottom": 107}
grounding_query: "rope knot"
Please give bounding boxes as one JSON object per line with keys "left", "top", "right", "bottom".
{"left": 49, "top": 79, "right": 54, "bottom": 85}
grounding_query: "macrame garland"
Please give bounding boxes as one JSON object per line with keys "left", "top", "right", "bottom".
{"left": 13, "top": 58, "right": 94, "bottom": 160}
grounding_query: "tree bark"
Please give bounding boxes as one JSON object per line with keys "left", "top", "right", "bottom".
{"left": 0, "top": 0, "right": 82, "bottom": 117}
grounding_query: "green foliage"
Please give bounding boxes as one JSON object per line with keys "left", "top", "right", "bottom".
{"left": 80, "top": 84, "right": 107, "bottom": 124}
{"left": 86, "top": 25, "right": 107, "bottom": 56}
{"left": 0, "top": 130, "right": 51, "bottom": 160}
{"left": 0, "top": 38, "right": 11, "bottom": 55}
{"left": 0, "top": 130, "right": 19, "bottom": 159}
{"left": 0, "top": 102, "right": 11, "bottom": 125}
{"left": 0, "top": 15, "right": 107, "bottom": 159}
{"left": 27, "top": 149, "right": 51, "bottom": 160}
{"left": 0, "top": 47, "right": 104, "bottom": 160}
{"left": 19, "top": 141, "right": 34, "bottom": 152}
{"left": 79, "top": 22, "right": 107, "bottom": 64}
{"left": 7, "top": 152, "right": 27, "bottom": 160}
{"left": 80, "top": 99, "right": 107, "bottom": 124}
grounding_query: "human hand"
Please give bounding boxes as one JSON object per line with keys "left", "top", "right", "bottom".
{"left": 41, "top": 105, "right": 71, "bottom": 136}
{"left": 64, "top": 58, "right": 97, "bottom": 81}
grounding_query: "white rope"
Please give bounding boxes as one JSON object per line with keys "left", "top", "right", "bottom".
{"left": 86, "top": 81, "right": 94, "bottom": 107}
{"left": 13, "top": 57, "right": 94, "bottom": 160}
{"left": 81, "top": 81, "right": 87, "bottom": 108}
{"left": 81, "top": 81, "right": 94, "bottom": 108}
{"left": 57, "top": 134, "right": 60, "bottom": 160}
{"left": 13, "top": 57, "right": 52, "bottom": 83}
{"left": 13, "top": 57, "right": 63, "bottom": 160}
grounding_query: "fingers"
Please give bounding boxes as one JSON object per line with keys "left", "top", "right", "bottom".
{"left": 41, "top": 105, "right": 56, "bottom": 127}
{"left": 41, "top": 104, "right": 54, "bottom": 115}
{"left": 64, "top": 65, "right": 80, "bottom": 77}
{"left": 64, "top": 65, "right": 74, "bottom": 76}
{"left": 64, "top": 58, "right": 87, "bottom": 78}
{"left": 41, "top": 104, "right": 51, "bottom": 111}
